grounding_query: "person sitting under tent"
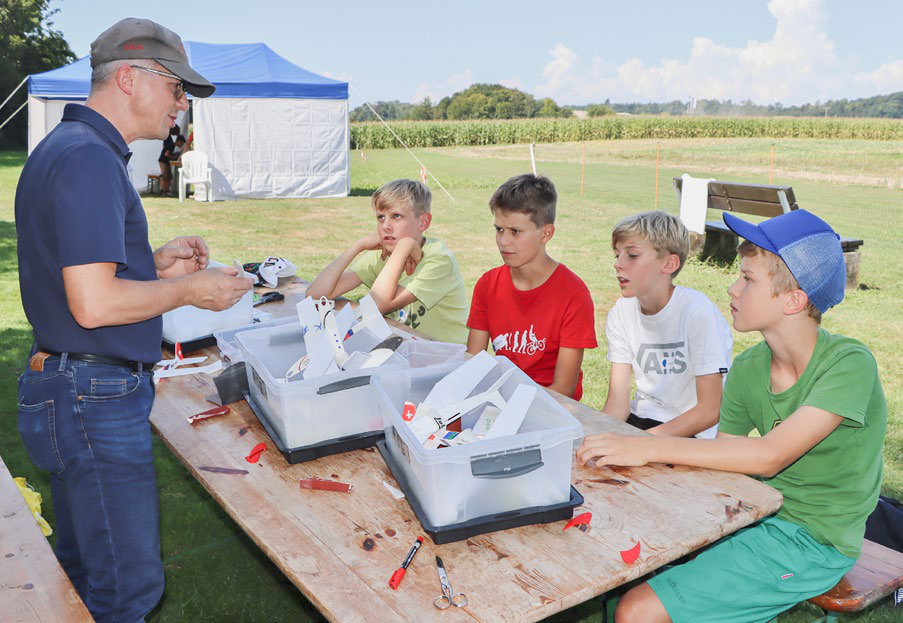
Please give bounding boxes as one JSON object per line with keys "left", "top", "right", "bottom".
{"left": 158, "top": 124, "right": 180, "bottom": 195}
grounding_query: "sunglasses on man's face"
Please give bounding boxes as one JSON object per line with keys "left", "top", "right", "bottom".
{"left": 130, "top": 65, "right": 187, "bottom": 100}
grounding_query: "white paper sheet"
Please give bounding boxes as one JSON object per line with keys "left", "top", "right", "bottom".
{"left": 679, "top": 173, "right": 713, "bottom": 235}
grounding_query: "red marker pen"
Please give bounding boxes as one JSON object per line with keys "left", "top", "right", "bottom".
{"left": 389, "top": 536, "right": 424, "bottom": 590}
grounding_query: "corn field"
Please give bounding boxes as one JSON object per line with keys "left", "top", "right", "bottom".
{"left": 350, "top": 116, "right": 903, "bottom": 149}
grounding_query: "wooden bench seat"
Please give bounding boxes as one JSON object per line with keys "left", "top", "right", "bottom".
{"left": 809, "top": 539, "right": 903, "bottom": 615}
{"left": 673, "top": 178, "right": 865, "bottom": 288}
{"left": 146, "top": 174, "right": 161, "bottom": 194}
{"left": 0, "top": 454, "right": 92, "bottom": 621}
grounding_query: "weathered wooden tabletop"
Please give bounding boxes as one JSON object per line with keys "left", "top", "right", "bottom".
{"left": 149, "top": 278, "right": 783, "bottom": 623}
{"left": 0, "top": 454, "right": 93, "bottom": 623}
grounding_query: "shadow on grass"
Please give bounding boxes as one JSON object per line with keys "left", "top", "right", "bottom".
{"left": 0, "top": 151, "right": 26, "bottom": 168}
{"left": 0, "top": 220, "right": 19, "bottom": 276}
{"left": 349, "top": 186, "right": 378, "bottom": 197}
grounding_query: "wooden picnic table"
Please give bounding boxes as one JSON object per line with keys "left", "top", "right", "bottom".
{"left": 0, "top": 454, "right": 93, "bottom": 623}
{"left": 149, "top": 277, "right": 783, "bottom": 623}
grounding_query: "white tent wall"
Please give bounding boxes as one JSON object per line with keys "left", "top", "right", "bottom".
{"left": 27, "top": 97, "right": 73, "bottom": 154}
{"left": 27, "top": 96, "right": 189, "bottom": 192}
{"left": 194, "top": 97, "right": 349, "bottom": 200}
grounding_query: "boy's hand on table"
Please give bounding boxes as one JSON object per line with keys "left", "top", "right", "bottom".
{"left": 577, "top": 433, "right": 652, "bottom": 468}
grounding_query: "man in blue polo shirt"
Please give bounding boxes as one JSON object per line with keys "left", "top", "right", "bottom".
{"left": 15, "top": 18, "right": 252, "bottom": 622}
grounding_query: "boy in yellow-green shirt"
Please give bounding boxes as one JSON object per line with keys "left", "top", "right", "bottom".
{"left": 307, "top": 179, "right": 468, "bottom": 343}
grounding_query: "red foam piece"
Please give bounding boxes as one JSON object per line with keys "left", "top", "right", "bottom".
{"left": 245, "top": 442, "right": 267, "bottom": 463}
{"left": 563, "top": 512, "right": 592, "bottom": 531}
{"left": 620, "top": 540, "right": 641, "bottom": 564}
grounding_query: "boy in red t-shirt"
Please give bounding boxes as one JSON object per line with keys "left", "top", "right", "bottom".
{"left": 466, "top": 174, "right": 597, "bottom": 400}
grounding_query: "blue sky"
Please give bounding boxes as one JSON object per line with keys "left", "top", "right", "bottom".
{"left": 50, "top": 0, "right": 902, "bottom": 107}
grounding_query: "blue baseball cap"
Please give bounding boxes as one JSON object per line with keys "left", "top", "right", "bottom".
{"left": 723, "top": 209, "right": 845, "bottom": 313}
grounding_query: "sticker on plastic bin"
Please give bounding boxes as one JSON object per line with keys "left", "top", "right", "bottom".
{"left": 402, "top": 402, "right": 417, "bottom": 422}
{"left": 251, "top": 367, "right": 268, "bottom": 400}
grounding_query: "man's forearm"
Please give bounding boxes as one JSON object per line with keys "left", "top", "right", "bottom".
{"left": 66, "top": 272, "right": 195, "bottom": 328}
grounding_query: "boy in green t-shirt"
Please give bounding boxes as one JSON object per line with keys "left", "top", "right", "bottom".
{"left": 577, "top": 210, "right": 886, "bottom": 623}
{"left": 306, "top": 179, "right": 469, "bottom": 343}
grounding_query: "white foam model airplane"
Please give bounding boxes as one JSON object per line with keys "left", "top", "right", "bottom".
{"left": 286, "top": 295, "right": 398, "bottom": 381}
{"left": 406, "top": 352, "right": 512, "bottom": 442}
{"left": 154, "top": 342, "right": 223, "bottom": 384}
{"left": 404, "top": 352, "right": 538, "bottom": 447}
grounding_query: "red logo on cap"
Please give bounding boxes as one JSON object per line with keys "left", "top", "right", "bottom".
{"left": 124, "top": 43, "right": 144, "bottom": 51}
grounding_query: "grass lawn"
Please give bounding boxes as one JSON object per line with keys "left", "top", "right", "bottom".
{"left": 0, "top": 137, "right": 900, "bottom": 622}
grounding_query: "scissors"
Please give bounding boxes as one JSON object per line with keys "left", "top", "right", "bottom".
{"left": 433, "top": 556, "right": 467, "bottom": 609}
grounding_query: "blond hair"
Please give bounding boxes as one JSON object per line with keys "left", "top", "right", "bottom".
{"left": 372, "top": 179, "right": 431, "bottom": 216}
{"left": 611, "top": 211, "right": 690, "bottom": 277}
{"left": 737, "top": 240, "right": 822, "bottom": 323}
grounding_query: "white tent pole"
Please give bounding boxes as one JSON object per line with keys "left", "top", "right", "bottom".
{"left": 0, "top": 77, "right": 28, "bottom": 113}
{"left": 349, "top": 83, "right": 456, "bottom": 204}
{"left": 0, "top": 100, "right": 28, "bottom": 132}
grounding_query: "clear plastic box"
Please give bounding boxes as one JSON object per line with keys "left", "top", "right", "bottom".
{"left": 372, "top": 357, "right": 584, "bottom": 528}
{"left": 236, "top": 322, "right": 466, "bottom": 450}
{"left": 214, "top": 316, "right": 296, "bottom": 364}
{"left": 161, "top": 260, "right": 254, "bottom": 343}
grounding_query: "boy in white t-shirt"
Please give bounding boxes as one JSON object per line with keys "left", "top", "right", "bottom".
{"left": 603, "top": 211, "right": 732, "bottom": 438}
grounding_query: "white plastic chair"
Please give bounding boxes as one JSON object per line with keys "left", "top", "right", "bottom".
{"left": 178, "top": 151, "right": 213, "bottom": 202}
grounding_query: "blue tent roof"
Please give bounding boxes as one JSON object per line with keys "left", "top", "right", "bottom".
{"left": 28, "top": 42, "right": 348, "bottom": 99}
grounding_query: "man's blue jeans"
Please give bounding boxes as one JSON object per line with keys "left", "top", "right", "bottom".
{"left": 17, "top": 352, "right": 164, "bottom": 623}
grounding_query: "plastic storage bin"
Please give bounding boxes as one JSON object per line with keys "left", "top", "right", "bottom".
{"left": 214, "top": 316, "right": 296, "bottom": 364}
{"left": 162, "top": 260, "right": 254, "bottom": 344}
{"left": 236, "top": 322, "right": 466, "bottom": 459}
{"left": 372, "top": 357, "right": 583, "bottom": 528}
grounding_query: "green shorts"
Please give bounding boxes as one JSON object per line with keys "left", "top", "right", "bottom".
{"left": 647, "top": 516, "right": 855, "bottom": 623}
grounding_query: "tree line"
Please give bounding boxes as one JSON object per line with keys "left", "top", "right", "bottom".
{"left": 354, "top": 91, "right": 903, "bottom": 123}
{"left": 574, "top": 94, "right": 903, "bottom": 118}
{"left": 351, "top": 84, "right": 573, "bottom": 122}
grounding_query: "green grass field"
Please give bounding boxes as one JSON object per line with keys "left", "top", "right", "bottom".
{"left": 0, "top": 137, "right": 900, "bottom": 622}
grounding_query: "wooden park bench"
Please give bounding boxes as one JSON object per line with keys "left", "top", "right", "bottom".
{"left": 0, "top": 454, "right": 92, "bottom": 622}
{"left": 804, "top": 538, "right": 903, "bottom": 621}
{"left": 672, "top": 178, "right": 865, "bottom": 289}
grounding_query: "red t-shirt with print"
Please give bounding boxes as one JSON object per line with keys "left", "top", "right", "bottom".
{"left": 467, "top": 263, "right": 598, "bottom": 400}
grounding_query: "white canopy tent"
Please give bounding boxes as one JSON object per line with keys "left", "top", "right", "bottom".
{"left": 27, "top": 42, "right": 350, "bottom": 199}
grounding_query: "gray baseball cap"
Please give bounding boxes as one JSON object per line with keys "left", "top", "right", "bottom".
{"left": 90, "top": 18, "right": 215, "bottom": 98}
